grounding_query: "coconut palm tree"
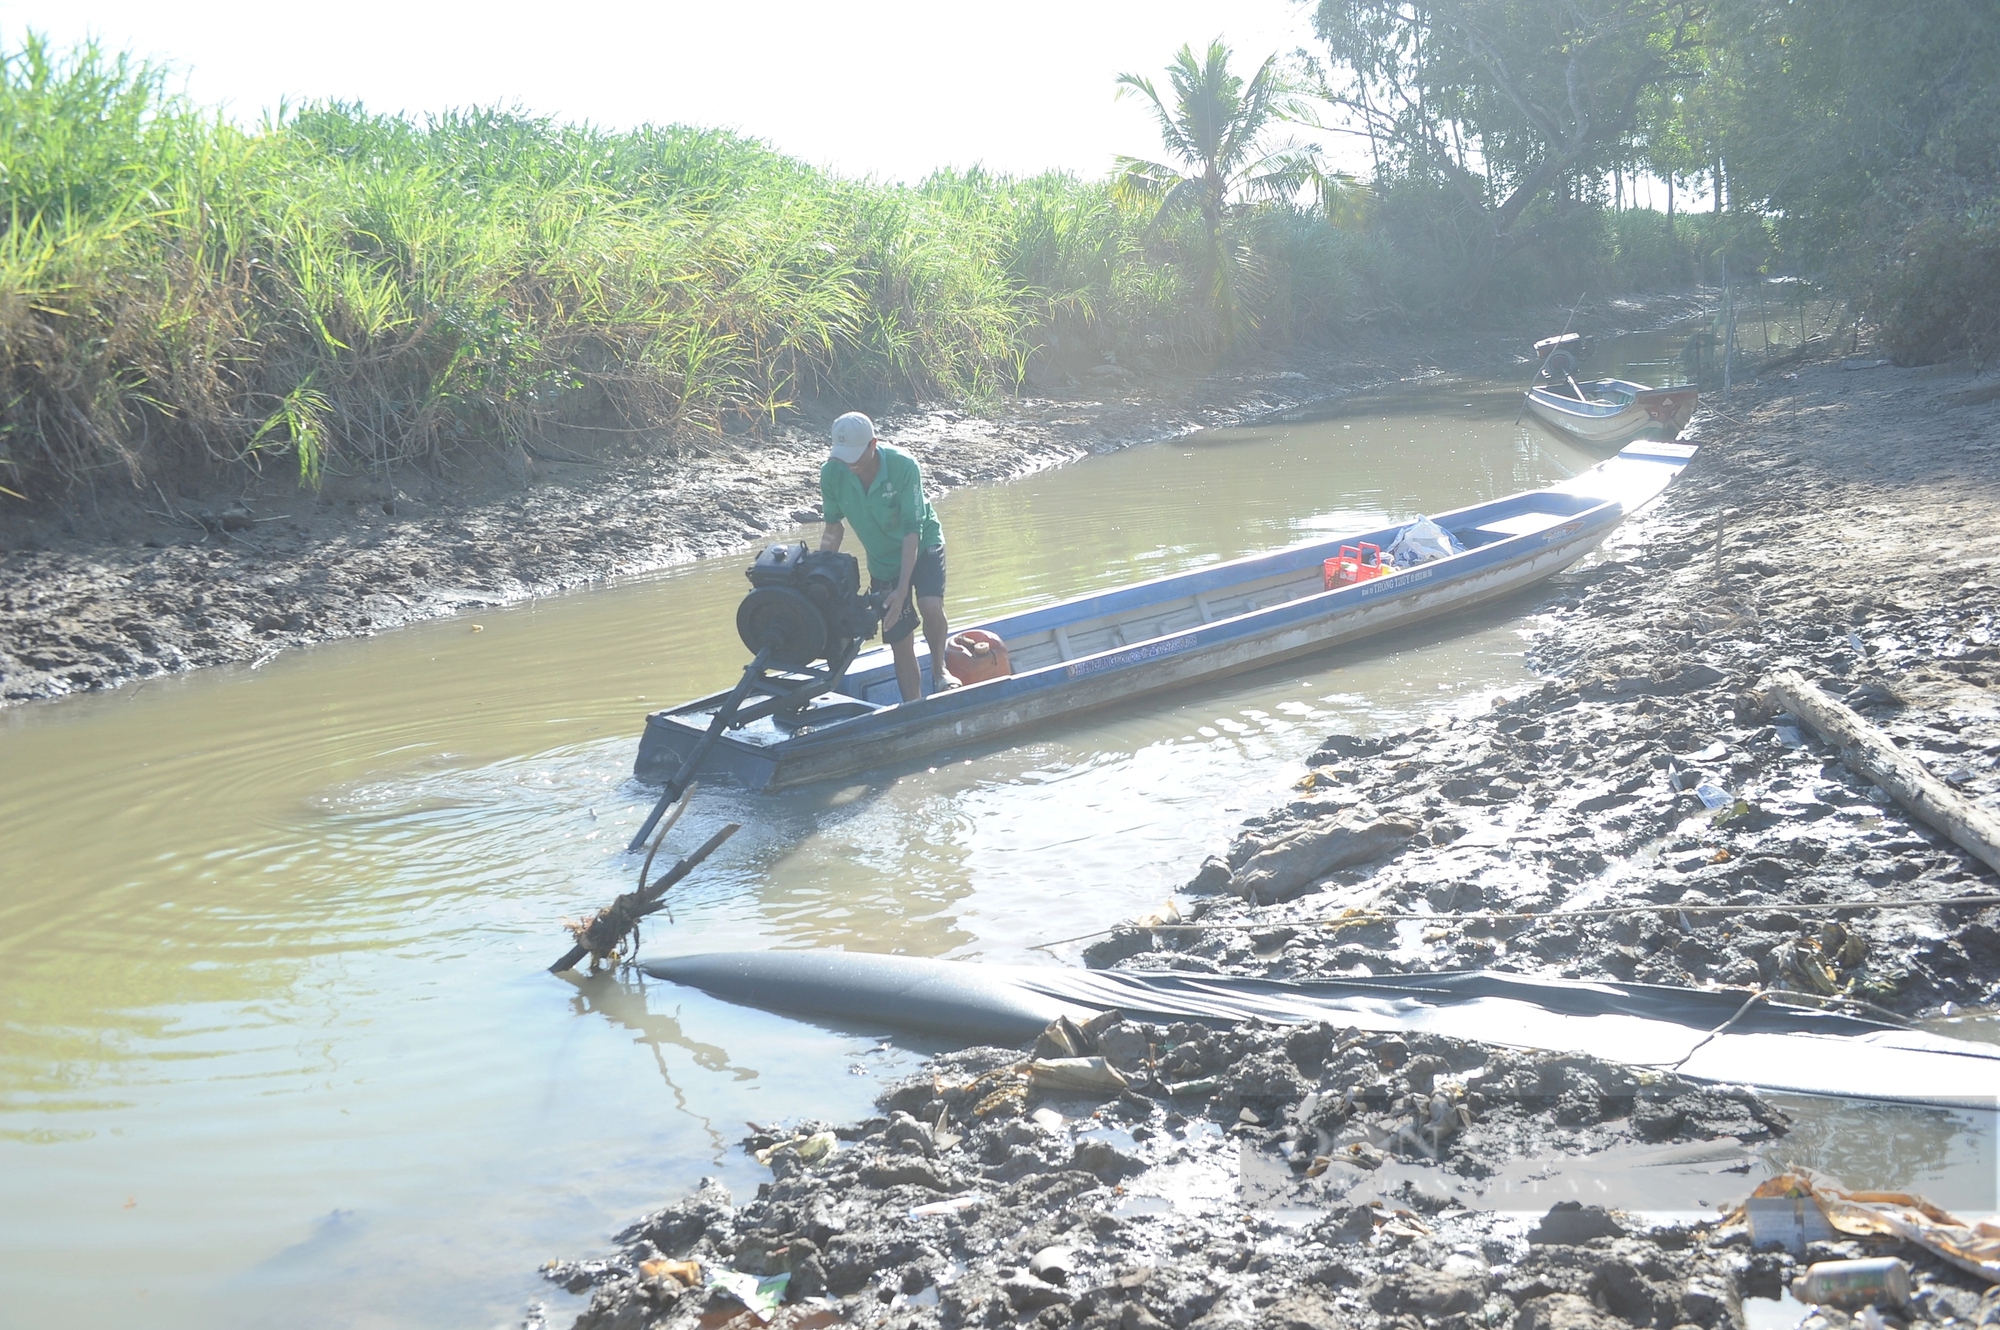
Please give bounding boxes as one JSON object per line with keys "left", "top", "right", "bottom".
{"left": 1114, "top": 39, "right": 1319, "bottom": 343}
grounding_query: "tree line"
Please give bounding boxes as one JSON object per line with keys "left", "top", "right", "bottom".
{"left": 1297, "top": 0, "right": 1999, "bottom": 362}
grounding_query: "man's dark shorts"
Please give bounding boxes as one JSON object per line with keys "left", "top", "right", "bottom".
{"left": 872, "top": 543, "right": 946, "bottom": 643}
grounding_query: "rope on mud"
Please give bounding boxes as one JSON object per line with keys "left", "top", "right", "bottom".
{"left": 1029, "top": 893, "right": 2000, "bottom": 953}
{"left": 1651, "top": 988, "right": 1775, "bottom": 1071}
{"left": 1634, "top": 985, "right": 1907, "bottom": 1069}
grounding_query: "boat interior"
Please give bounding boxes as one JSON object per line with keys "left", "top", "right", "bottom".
{"left": 817, "top": 485, "right": 1606, "bottom": 708}
{"left": 1531, "top": 378, "right": 1645, "bottom": 413}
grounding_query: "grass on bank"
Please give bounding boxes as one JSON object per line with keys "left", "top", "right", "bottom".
{"left": 0, "top": 33, "right": 1755, "bottom": 501}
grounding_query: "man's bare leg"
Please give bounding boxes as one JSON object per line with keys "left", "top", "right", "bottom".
{"left": 891, "top": 633, "right": 921, "bottom": 702}
{"left": 919, "top": 596, "right": 958, "bottom": 691}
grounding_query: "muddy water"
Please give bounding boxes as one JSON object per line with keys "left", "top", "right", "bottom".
{"left": 0, "top": 334, "right": 1977, "bottom": 1328}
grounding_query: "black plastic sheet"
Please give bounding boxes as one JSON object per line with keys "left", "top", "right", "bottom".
{"left": 640, "top": 950, "right": 2000, "bottom": 1109}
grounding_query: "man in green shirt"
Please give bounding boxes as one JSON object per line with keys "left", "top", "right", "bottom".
{"left": 818, "top": 412, "right": 958, "bottom": 701}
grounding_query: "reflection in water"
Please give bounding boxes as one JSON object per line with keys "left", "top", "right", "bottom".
{"left": 1763, "top": 1095, "right": 1999, "bottom": 1212}
{"left": 6, "top": 326, "right": 1982, "bottom": 1329}
{"left": 561, "top": 971, "right": 756, "bottom": 1159}
{"left": 741, "top": 590, "right": 1561, "bottom": 960}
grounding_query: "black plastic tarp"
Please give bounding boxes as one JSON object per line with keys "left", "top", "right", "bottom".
{"left": 639, "top": 950, "right": 2000, "bottom": 1110}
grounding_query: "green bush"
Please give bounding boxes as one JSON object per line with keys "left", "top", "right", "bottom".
{"left": 1607, "top": 210, "right": 1696, "bottom": 289}
{"left": 1870, "top": 210, "right": 2000, "bottom": 367}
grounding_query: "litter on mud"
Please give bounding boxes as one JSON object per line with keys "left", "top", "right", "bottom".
{"left": 1734, "top": 1172, "right": 2000, "bottom": 1287}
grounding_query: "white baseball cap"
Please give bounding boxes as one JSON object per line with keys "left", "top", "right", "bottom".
{"left": 829, "top": 412, "right": 876, "bottom": 463}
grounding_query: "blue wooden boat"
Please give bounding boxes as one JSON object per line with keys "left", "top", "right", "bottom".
{"left": 634, "top": 440, "right": 1697, "bottom": 790}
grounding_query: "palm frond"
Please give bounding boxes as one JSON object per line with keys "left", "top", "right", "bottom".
{"left": 1112, "top": 157, "right": 1209, "bottom": 233}
{"left": 1150, "top": 175, "right": 1209, "bottom": 232}
{"left": 1218, "top": 51, "right": 1301, "bottom": 176}
{"left": 1234, "top": 138, "right": 1320, "bottom": 199}
{"left": 1114, "top": 72, "right": 1198, "bottom": 169}
{"left": 1110, "top": 155, "right": 1181, "bottom": 202}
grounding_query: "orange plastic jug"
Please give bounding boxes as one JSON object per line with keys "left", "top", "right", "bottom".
{"left": 944, "top": 629, "right": 1011, "bottom": 685}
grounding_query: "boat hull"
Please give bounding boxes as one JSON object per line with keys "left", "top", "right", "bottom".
{"left": 639, "top": 522, "right": 1598, "bottom": 788}
{"left": 1525, "top": 379, "right": 1696, "bottom": 448}
{"left": 635, "top": 441, "right": 1698, "bottom": 791}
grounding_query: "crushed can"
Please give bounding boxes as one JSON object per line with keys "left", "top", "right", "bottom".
{"left": 1790, "top": 1257, "right": 1911, "bottom": 1310}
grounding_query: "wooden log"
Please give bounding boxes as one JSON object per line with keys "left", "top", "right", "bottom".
{"left": 1766, "top": 670, "right": 2000, "bottom": 878}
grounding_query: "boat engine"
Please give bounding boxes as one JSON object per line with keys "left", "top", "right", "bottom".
{"left": 737, "top": 543, "right": 883, "bottom": 667}
{"left": 627, "top": 545, "right": 883, "bottom": 850}
{"left": 1533, "top": 332, "right": 1589, "bottom": 379}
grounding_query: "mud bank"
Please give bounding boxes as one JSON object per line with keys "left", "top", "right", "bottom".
{"left": 540, "top": 348, "right": 2000, "bottom": 1330}
{"left": 542, "top": 1022, "right": 1992, "bottom": 1330}
{"left": 0, "top": 294, "right": 1716, "bottom": 707}
{"left": 1119, "top": 351, "right": 2000, "bottom": 1020}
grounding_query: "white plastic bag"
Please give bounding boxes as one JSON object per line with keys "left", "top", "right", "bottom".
{"left": 1386, "top": 515, "right": 1460, "bottom": 566}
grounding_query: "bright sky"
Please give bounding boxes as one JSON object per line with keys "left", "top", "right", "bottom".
{"left": 1, "top": 0, "right": 1337, "bottom": 183}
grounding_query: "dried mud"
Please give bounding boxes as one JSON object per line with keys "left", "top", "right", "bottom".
{"left": 545, "top": 1027, "right": 1794, "bottom": 1330}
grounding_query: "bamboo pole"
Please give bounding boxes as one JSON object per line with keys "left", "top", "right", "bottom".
{"left": 1722, "top": 255, "right": 1735, "bottom": 404}
{"left": 1766, "top": 670, "right": 2000, "bottom": 878}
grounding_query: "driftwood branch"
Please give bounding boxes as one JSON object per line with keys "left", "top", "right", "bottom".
{"left": 549, "top": 821, "right": 742, "bottom": 973}
{"left": 1766, "top": 670, "right": 2000, "bottom": 878}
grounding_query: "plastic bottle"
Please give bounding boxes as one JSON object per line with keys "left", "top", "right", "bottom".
{"left": 1789, "top": 1257, "right": 1912, "bottom": 1310}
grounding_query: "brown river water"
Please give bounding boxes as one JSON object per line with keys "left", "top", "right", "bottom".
{"left": 2, "top": 333, "right": 1988, "bottom": 1328}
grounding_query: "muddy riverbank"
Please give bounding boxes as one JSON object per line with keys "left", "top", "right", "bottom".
{"left": 544, "top": 348, "right": 1999, "bottom": 1329}
{"left": 550, "top": 1027, "right": 1806, "bottom": 1330}
{"left": 546, "top": 1020, "right": 1995, "bottom": 1330}
{"left": 1128, "top": 350, "right": 2000, "bottom": 1020}
{"left": 0, "top": 293, "right": 1714, "bottom": 707}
